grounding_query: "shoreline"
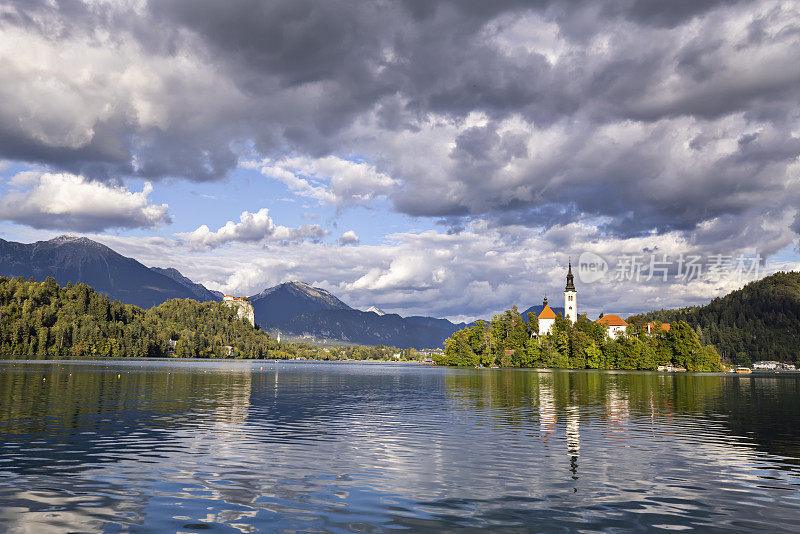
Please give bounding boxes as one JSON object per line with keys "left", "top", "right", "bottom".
{"left": 3, "top": 358, "right": 798, "bottom": 376}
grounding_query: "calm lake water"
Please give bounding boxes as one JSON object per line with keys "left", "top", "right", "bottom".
{"left": 1, "top": 361, "right": 799, "bottom": 532}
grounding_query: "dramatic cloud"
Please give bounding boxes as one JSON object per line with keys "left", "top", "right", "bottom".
{"left": 1, "top": 0, "right": 799, "bottom": 317}
{"left": 0, "top": 172, "right": 170, "bottom": 231}
{"left": 175, "top": 208, "right": 327, "bottom": 248}
{"left": 1, "top": 1, "right": 797, "bottom": 244}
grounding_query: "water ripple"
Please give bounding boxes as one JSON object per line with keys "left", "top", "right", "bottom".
{"left": 1, "top": 361, "right": 800, "bottom": 531}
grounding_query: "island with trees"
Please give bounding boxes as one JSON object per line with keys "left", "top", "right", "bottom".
{"left": 437, "top": 306, "right": 722, "bottom": 372}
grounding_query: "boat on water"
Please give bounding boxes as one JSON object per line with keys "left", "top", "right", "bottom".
{"left": 735, "top": 366, "right": 752, "bottom": 374}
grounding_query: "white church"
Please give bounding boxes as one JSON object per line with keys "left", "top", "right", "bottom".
{"left": 536, "top": 261, "right": 630, "bottom": 337}
{"left": 536, "top": 260, "right": 577, "bottom": 336}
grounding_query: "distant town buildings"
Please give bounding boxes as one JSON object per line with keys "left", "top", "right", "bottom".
{"left": 647, "top": 322, "right": 670, "bottom": 334}
{"left": 752, "top": 361, "right": 796, "bottom": 371}
{"left": 752, "top": 361, "right": 779, "bottom": 370}
{"left": 657, "top": 364, "right": 687, "bottom": 372}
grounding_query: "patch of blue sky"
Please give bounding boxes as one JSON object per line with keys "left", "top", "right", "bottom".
{"left": 766, "top": 244, "right": 800, "bottom": 270}
{"left": 136, "top": 164, "right": 439, "bottom": 246}
{"left": 0, "top": 160, "right": 39, "bottom": 187}
{"left": 326, "top": 203, "right": 438, "bottom": 245}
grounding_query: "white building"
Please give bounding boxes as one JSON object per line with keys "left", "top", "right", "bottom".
{"left": 537, "top": 296, "right": 557, "bottom": 335}
{"left": 597, "top": 314, "right": 628, "bottom": 337}
{"left": 564, "top": 260, "right": 577, "bottom": 323}
{"left": 537, "top": 263, "right": 577, "bottom": 335}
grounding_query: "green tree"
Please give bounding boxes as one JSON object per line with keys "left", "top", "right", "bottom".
{"left": 585, "top": 341, "right": 602, "bottom": 369}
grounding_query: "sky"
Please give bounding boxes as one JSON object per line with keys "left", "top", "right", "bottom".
{"left": 0, "top": 0, "right": 799, "bottom": 322}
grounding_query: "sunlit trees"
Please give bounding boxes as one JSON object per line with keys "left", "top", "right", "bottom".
{"left": 0, "top": 276, "right": 276, "bottom": 359}
{"left": 630, "top": 271, "right": 800, "bottom": 363}
{"left": 585, "top": 341, "right": 602, "bottom": 369}
{"left": 440, "top": 306, "right": 722, "bottom": 371}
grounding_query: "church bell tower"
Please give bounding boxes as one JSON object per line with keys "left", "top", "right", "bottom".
{"left": 564, "top": 259, "right": 577, "bottom": 323}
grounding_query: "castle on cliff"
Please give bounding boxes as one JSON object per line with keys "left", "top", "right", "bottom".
{"left": 223, "top": 295, "right": 255, "bottom": 327}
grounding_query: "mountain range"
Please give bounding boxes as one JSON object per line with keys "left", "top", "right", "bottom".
{"left": 245, "top": 280, "right": 469, "bottom": 348}
{"left": 150, "top": 267, "right": 224, "bottom": 302}
{"left": 0, "top": 235, "right": 207, "bottom": 309}
{"left": 0, "top": 235, "right": 561, "bottom": 349}
{"left": 248, "top": 280, "right": 350, "bottom": 326}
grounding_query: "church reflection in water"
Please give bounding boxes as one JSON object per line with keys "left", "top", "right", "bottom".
{"left": 566, "top": 404, "right": 580, "bottom": 482}
{"left": 441, "top": 369, "right": 746, "bottom": 488}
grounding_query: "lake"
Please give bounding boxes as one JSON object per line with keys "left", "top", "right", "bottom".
{"left": 1, "top": 360, "right": 799, "bottom": 532}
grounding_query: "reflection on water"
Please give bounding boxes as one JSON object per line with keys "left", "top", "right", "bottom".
{"left": 1, "top": 361, "right": 800, "bottom": 532}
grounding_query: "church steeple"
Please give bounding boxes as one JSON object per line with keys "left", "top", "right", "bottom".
{"left": 564, "top": 258, "right": 577, "bottom": 323}
{"left": 565, "top": 258, "right": 576, "bottom": 292}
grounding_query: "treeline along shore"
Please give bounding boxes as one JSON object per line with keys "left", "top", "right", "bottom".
{"left": 438, "top": 306, "right": 723, "bottom": 372}
{"left": 0, "top": 276, "right": 416, "bottom": 361}
{"left": 0, "top": 275, "right": 727, "bottom": 372}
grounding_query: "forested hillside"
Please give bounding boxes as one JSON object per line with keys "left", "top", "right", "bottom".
{"left": 628, "top": 271, "right": 800, "bottom": 364}
{"left": 0, "top": 276, "right": 275, "bottom": 358}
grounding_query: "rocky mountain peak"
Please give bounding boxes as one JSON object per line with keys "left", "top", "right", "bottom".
{"left": 51, "top": 234, "right": 79, "bottom": 242}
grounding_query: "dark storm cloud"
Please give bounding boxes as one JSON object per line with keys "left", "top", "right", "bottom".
{"left": 0, "top": 0, "right": 798, "bottom": 245}
{"left": 626, "top": 0, "right": 747, "bottom": 27}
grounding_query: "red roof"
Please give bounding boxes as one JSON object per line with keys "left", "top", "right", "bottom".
{"left": 597, "top": 314, "right": 628, "bottom": 327}
{"left": 538, "top": 305, "right": 557, "bottom": 320}
{"left": 647, "top": 322, "right": 670, "bottom": 332}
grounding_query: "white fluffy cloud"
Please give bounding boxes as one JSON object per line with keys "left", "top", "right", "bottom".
{"left": 338, "top": 230, "right": 360, "bottom": 245}
{"left": 0, "top": 172, "right": 170, "bottom": 231}
{"left": 250, "top": 156, "right": 398, "bottom": 209}
{"left": 175, "top": 208, "right": 327, "bottom": 249}
{"left": 88, "top": 217, "right": 778, "bottom": 322}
